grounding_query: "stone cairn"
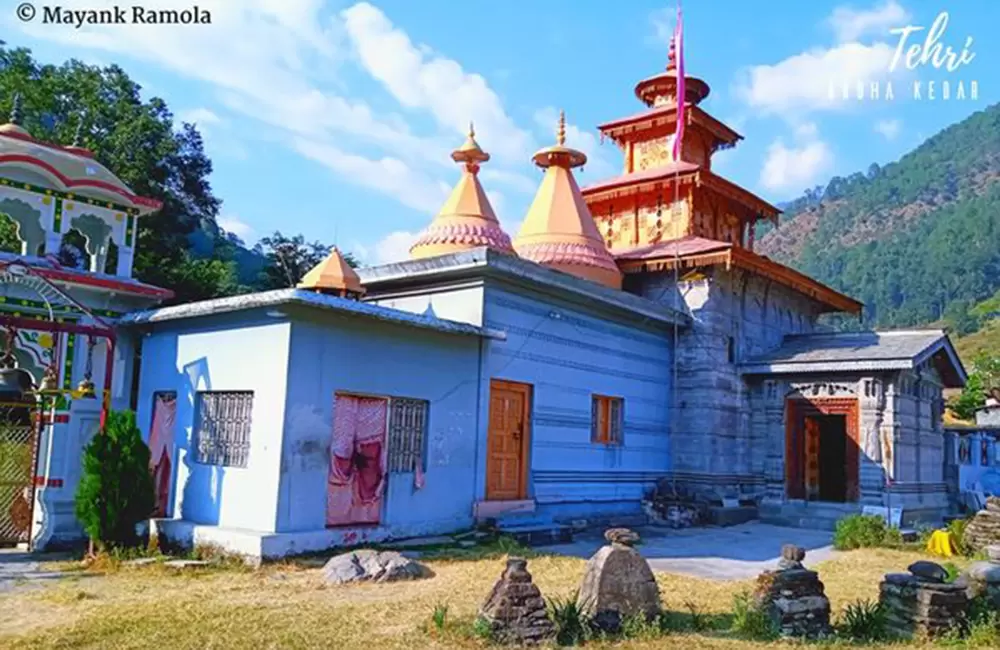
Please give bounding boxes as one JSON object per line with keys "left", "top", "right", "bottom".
{"left": 879, "top": 561, "right": 968, "bottom": 638}
{"left": 752, "top": 544, "right": 831, "bottom": 638}
{"left": 964, "top": 496, "right": 1000, "bottom": 552}
{"left": 479, "top": 557, "right": 554, "bottom": 645}
{"left": 962, "top": 545, "right": 1000, "bottom": 610}
{"left": 577, "top": 528, "right": 661, "bottom": 633}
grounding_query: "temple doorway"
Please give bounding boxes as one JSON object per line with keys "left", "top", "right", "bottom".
{"left": 786, "top": 398, "right": 860, "bottom": 503}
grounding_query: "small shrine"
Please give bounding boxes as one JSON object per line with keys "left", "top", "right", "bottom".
{"left": 0, "top": 93, "right": 167, "bottom": 550}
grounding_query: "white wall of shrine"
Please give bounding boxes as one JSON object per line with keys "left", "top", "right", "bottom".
{"left": 0, "top": 168, "right": 138, "bottom": 277}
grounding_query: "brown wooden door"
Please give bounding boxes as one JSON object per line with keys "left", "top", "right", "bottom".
{"left": 486, "top": 380, "right": 531, "bottom": 500}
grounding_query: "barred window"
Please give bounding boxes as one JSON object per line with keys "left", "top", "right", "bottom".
{"left": 387, "top": 398, "right": 428, "bottom": 473}
{"left": 591, "top": 395, "right": 624, "bottom": 445}
{"left": 194, "top": 391, "right": 253, "bottom": 467}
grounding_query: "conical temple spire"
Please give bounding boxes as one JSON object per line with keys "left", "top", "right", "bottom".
{"left": 0, "top": 93, "right": 30, "bottom": 137}
{"left": 514, "top": 111, "right": 622, "bottom": 289}
{"left": 409, "top": 126, "right": 514, "bottom": 260}
{"left": 9, "top": 93, "right": 22, "bottom": 125}
{"left": 298, "top": 246, "right": 364, "bottom": 298}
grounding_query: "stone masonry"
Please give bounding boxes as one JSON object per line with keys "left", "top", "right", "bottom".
{"left": 752, "top": 544, "right": 831, "bottom": 638}
{"left": 879, "top": 561, "right": 968, "bottom": 638}
{"left": 962, "top": 545, "right": 1000, "bottom": 609}
{"left": 964, "top": 497, "right": 1000, "bottom": 552}
{"left": 577, "top": 528, "right": 661, "bottom": 632}
{"left": 479, "top": 557, "right": 554, "bottom": 645}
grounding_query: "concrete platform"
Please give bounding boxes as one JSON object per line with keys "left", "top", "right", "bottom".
{"left": 544, "top": 521, "right": 836, "bottom": 581}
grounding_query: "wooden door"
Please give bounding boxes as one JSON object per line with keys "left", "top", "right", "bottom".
{"left": 486, "top": 380, "right": 531, "bottom": 501}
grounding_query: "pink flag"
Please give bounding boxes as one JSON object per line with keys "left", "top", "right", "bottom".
{"left": 672, "top": 2, "right": 686, "bottom": 162}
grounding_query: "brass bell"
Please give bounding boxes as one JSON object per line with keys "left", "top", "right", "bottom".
{"left": 0, "top": 367, "right": 35, "bottom": 400}
{"left": 39, "top": 364, "right": 59, "bottom": 392}
{"left": 76, "top": 378, "right": 96, "bottom": 399}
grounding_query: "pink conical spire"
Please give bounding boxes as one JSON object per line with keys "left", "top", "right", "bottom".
{"left": 410, "top": 124, "right": 515, "bottom": 260}
{"left": 514, "top": 111, "right": 622, "bottom": 289}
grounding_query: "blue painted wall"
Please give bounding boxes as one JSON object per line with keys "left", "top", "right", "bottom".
{"left": 135, "top": 311, "right": 291, "bottom": 532}
{"left": 480, "top": 281, "right": 675, "bottom": 519}
{"left": 277, "top": 309, "right": 482, "bottom": 537}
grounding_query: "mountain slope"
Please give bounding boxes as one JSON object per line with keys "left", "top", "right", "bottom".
{"left": 758, "top": 104, "right": 1000, "bottom": 334}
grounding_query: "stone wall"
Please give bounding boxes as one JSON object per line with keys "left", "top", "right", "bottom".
{"left": 629, "top": 266, "right": 825, "bottom": 498}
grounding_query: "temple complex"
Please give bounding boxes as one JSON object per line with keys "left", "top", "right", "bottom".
{"left": 0, "top": 36, "right": 970, "bottom": 557}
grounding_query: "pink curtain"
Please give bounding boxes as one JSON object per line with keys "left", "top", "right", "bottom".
{"left": 149, "top": 393, "right": 177, "bottom": 518}
{"left": 326, "top": 395, "right": 388, "bottom": 527}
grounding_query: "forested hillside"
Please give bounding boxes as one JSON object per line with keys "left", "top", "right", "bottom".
{"left": 758, "top": 104, "right": 1000, "bottom": 341}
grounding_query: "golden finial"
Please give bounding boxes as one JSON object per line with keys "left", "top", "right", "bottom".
{"left": 452, "top": 122, "right": 490, "bottom": 167}
{"left": 469, "top": 121, "right": 475, "bottom": 138}
{"left": 531, "top": 110, "right": 586, "bottom": 169}
{"left": 556, "top": 110, "right": 566, "bottom": 146}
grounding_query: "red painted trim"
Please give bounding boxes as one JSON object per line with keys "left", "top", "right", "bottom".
{"left": 33, "top": 413, "right": 70, "bottom": 424}
{"left": 33, "top": 476, "right": 63, "bottom": 488}
{"left": 0, "top": 314, "right": 115, "bottom": 339}
{"left": 0, "top": 260, "right": 173, "bottom": 299}
{"left": 0, "top": 152, "right": 162, "bottom": 210}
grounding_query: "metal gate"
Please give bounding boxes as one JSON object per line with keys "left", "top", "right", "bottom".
{"left": 0, "top": 401, "right": 39, "bottom": 545}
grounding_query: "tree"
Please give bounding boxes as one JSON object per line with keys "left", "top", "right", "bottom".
{"left": 255, "top": 231, "right": 359, "bottom": 289}
{"left": 74, "top": 410, "right": 155, "bottom": 550}
{"left": 950, "top": 352, "right": 1000, "bottom": 420}
{"left": 0, "top": 45, "right": 236, "bottom": 303}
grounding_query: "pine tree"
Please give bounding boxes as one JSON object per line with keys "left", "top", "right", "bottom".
{"left": 74, "top": 410, "right": 155, "bottom": 550}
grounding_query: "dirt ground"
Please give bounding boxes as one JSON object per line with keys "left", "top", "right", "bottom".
{"left": 0, "top": 542, "right": 986, "bottom": 649}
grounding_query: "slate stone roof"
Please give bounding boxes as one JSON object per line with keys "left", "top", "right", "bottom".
{"left": 741, "top": 329, "right": 967, "bottom": 387}
{"left": 119, "top": 288, "right": 506, "bottom": 340}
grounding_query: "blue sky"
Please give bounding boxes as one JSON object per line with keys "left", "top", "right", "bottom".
{"left": 6, "top": 0, "right": 996, "bottom": 263}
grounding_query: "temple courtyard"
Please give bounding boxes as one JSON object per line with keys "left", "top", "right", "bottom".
{"left": 0, "top": 525, "right": 989, "bottom": 649}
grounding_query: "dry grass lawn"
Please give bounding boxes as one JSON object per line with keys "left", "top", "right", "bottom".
{"left": 0, "top": 545, "right": 987, "bottom": 649}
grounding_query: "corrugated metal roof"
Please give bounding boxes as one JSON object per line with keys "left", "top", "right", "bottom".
{"left": 741, "top": 329, "right": 967, "bottom": 387}
{"left": 118, "top": 288, "right": 506, "bottom": 340}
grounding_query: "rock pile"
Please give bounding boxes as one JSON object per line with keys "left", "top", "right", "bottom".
{"left": 879, "top": 561, "right": 968, "bottom": 638}
{"left": 963, "top": 545, "right": 1000, "bottom": 609}
{"left": 577, "top": 528, "right": 661, "bottom": 632}
{"left": 479, "top": 557, "right": 554, "bottom": 645}
{"left": 752, "top": 545, "right": 831, "bottom": 638}
{"left": 322, "top": 549, "right": 428, "bottom": 584}
{"left": 964, "top": 497, "right": 1000, "bottom": 552}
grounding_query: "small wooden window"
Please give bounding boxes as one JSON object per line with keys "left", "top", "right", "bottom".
{"left": 591, "top": 395, "right": 624, "bottom": 445}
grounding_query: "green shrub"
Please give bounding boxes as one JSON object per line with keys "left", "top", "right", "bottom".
{"left": 731, "top": 590, "right": 778, "bottom": 641}
{"left": 471, "top": 616, "right": 494, "bottom": 641}
{"left": 74, "top": 410, "right": 155, "bottom": 551}
{"left": 431, "top": 603, "right": 448, "bottom": 632}
{"left": 948, "top": 517, "right": 970, "bottom": 555}
{"left": 837, "top": 599, "right": 889, "bottom": 642}
{"left": 833, "top": 514, "right": 902, "bottom": 550}
{"left": 943, "top": 561, "right": 962, "bottom": 583}
{"left": 547, "top": 592, "right": 592, "bottom": 646}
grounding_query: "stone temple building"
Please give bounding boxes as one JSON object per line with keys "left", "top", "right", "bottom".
{"left": 1, "top": 43, "right": 966, "bottom": 557}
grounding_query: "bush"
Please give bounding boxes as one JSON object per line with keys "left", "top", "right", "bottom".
{"left": 833, "top": 514, "right": 903, "bottom": 550}
{"left": 731, "top": 590, "right": 778, "bottom": 641}
{"left": 547, "top": 592, "right": 592, "bottom": 646}
{"left": 74, "top": 410, "right": 155, "bottom": 551}
{"left": 948, "top": 517, "right": 970, "bottom": 555}
{"left": 837, "top": 599, "right": 889, "bottom": 642}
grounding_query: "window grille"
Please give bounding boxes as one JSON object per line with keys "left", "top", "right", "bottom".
{"left": 387, "top": 398, "right": 428, "bottom": 473}
{"left": 591, "top": 395, "right": 624, "bottom": 445}
{"left": 194, "top": 391, "right": 253, "bottom": 467}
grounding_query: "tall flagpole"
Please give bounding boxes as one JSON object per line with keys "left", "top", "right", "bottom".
{"left": 670, "top": 1, "right": 685, "bottom": 497}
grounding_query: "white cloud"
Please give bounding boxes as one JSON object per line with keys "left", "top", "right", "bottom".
{"left": 341, "top": 2, "right": 534, "bottom": 164}
{"left": 217, "top": 214, "right": 254, "bottom": 239}
{"left": 374, "top": 230, "right": 419, "bottom": 264}
{"left": 828, "top": 1, "right": 910, "bottom": 43}
{"left": 760, "top": 123, "right": 835, "bottom": 193}
{"left": 874, "top": 118, "right": 901, "bottom": 140}
{"left": 736, "top": 42, "right": 896, "bottom": 115}
{"left": 178, "top": 107, "right": 221, "bottom": 127}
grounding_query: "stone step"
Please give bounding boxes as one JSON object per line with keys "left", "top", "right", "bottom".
{"left": 497, "top": 523, "right": 573, "bottom": 547}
